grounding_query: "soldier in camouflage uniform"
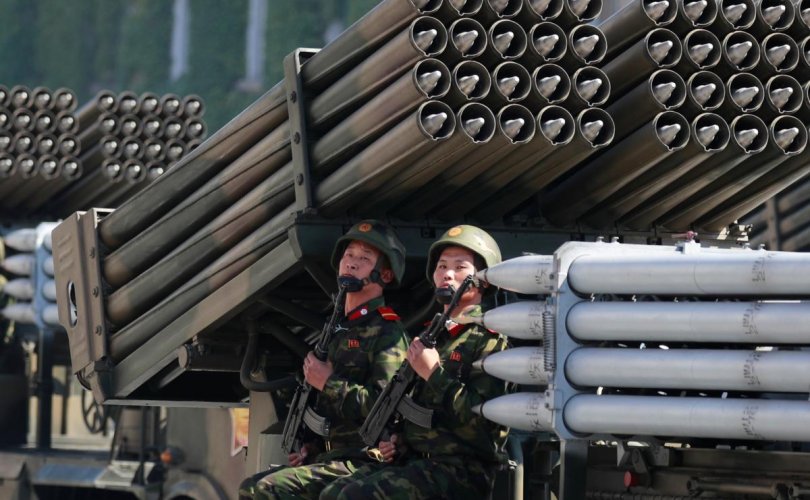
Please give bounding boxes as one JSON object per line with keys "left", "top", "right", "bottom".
{"left": 321, "top": 224, "right": 510, "bottom": 500}
{"left": 239, "top": 220, "right": 409, "bottom": 499}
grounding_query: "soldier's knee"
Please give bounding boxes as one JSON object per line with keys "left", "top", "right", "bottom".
{"left": 238, "top": 475, "right": 257, "bottom": 499}
{"left": 318, "top": 481, "right": 340, "bottom": 500}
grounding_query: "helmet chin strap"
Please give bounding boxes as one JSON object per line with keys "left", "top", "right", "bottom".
{"left": 339, "top": 261, "right": 387, "bottom": 291}
{"left": 434, "top": 284, "right": 457, "bottom": 305}
{"left": 434, "top": 274, "right": 481, "bottom": 304}
{"left": 337, "top": 276, "right": 364, "bottom": 292}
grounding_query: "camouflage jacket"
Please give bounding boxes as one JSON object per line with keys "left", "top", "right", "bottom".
{"left": 313, "top": 295, "right": 408, "bottom": 457}
{"left": 402, "top": 305, "right": 509, "bottom": 464}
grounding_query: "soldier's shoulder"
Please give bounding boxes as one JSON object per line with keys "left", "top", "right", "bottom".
{"left": 466, "top": 322, "right": 502, "bottom": 337}
{"left": 375, "top": 305, "right": 400, "bottom": 322}
{"left": 367, "top": 307, "right": 407, "bottom": 335}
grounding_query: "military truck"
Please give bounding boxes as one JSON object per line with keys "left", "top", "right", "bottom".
{"left": 40, "top": 0, "right": 810, "bottom": 498}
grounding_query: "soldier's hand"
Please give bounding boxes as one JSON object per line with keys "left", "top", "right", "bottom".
{"left": 408, "top": 338, "right": 440, "bottom": 381}
{"left": 379, "top": 433, "right": 401, "bottom": 463}
{"left": 303, "top": 352, "right": 333, "bottom": 390}
{"left": 288, "top": 444, "right": 311, "bottom": 467}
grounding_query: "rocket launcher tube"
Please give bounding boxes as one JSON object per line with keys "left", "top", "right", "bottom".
{"left": 601, "top": 27, "right": 681, "bottom": 98}
{"left": 558, "top": 24, "right": 607, "bottom": 69}
{"left": 675, "top": 29, "right": 721, "bottom": 73}
{"left": 714, "top": 0, "right": 755, "bottom": 34}
{"left": 514, "top": 0, "right": 564, "bottom": 23}
{"left": 596, "top": 0, "right": 677, "bottom": 60}
{"left": 562, "top": 66, "right": 609, "bottom": 112}
{"left": 521, "top": 22, "right": 567, "bottom": 64}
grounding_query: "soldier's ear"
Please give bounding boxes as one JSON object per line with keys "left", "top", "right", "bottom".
{"left": 379, "top": 268, "right": 394, "bottom": 284}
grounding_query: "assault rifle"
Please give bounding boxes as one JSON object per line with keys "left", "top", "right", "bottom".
{"left": 359, "top": 275, "right": 475, "bottom": 446}
{"left": 280, "top": 276, "right": 362, "bottom": 454}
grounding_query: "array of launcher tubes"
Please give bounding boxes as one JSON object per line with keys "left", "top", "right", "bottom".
{"left": 0, "top": 86, "right": 207, "bottom": 217}
{"left": 471, "top": 241, "right": 810, "bottom": 442}
{"left": 69, "top": 0, "right": 810, "bottom": 255}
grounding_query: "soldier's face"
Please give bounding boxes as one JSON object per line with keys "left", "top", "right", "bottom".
{"left": 339, "top": 241, "right": 383, "bottom": 281}
{"left": 433, "top": 246, "right": 480, "bottom": 303}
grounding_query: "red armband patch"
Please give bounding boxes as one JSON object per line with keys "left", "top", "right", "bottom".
{"left": 450, "top": 351, "right": 462, "bottom": 362}
{"left": 347, "top": 339, "right": 360, "bottom": 349}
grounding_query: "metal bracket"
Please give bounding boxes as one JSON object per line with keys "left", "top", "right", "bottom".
{"left": 51, "top": 209, "right": 114, "bottom": 397}
{"left": 284, "top": 48, "right": 320, "bottom": 213}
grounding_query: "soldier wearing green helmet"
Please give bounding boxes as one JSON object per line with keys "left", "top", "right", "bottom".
{"left": 240, "top": 220, "right": 409, "bottom": 500}
{"left": 321, "top": 225, "right": 511, "bottom": 500}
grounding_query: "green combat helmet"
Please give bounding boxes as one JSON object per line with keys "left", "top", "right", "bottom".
{"left": 331, "top": 220, "right": 406, "bottom": 287}
{"left": 426, "top": 225, "right": 502, "bottom": 281}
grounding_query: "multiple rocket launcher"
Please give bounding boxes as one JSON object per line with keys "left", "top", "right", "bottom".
{"left": 469, "top": 240, "right": 810, "bottom": 442}
{"left": 0, "top": 85, "right": 207, "bottom": 217}
{"left": 48, "top": 0, "right": 810, "bottom": 409}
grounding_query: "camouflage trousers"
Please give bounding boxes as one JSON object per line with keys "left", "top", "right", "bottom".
{"left": 238, "top": 457, "right": 370, "bottom": 500}
{"left": 319, "top": 456, "right": 496, "bottom": 500}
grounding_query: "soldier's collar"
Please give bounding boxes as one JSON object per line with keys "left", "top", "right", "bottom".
{"left": 445, "top": 320, "right": 465, "bottom": 337}
{"left": 345, "top": 296, "right": 386, "bottom": 322}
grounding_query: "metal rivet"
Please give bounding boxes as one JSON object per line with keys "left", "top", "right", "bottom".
{"left": 92, "top": 287, "right": 99, "bottom": 297}
{"left": 94, "top": 325, "right": 102, "bottom": 335}
{"left": 296, "top": 174, "right": 304, "bottom": 185}
{"left": 293, "top": 132, "right": 301, "bottom": 144}
{"left": 290, "top": 91, "right": 297, "bottom": 103}
{"left": 89, "top": 248, "right": 95, "bottom": 258}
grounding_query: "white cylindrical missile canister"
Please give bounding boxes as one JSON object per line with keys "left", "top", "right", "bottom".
{"left": 565, "top": 394, "right": 810, "bottom": 441}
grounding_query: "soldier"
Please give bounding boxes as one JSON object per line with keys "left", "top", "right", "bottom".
{"left": 239, "top": 220, "right": 409, "bottom": 499}
{"left": 321, "top": 224, "right": 510, "bottom": 500}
